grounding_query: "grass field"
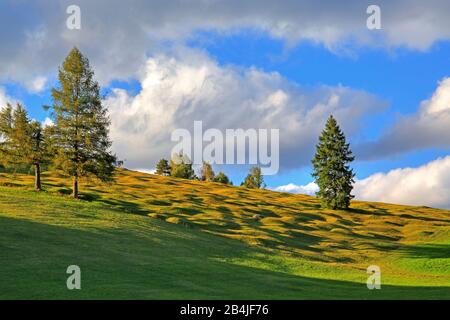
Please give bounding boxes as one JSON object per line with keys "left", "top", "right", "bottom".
{"left": 0, "top": 169, "right": 449, "bottom": 299}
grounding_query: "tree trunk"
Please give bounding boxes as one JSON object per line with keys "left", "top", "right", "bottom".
{"left": 72, "top": 176, "right": 79, "bottom": 199}
{"left": 34, "top": 164, "right": 42, "bottom": 191}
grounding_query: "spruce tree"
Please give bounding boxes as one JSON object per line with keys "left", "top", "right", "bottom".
{"left": 312, "top": 115, "right": 355, "bottom": 209}
{"left": 50, "top": 47, "right": 117, "bottom": 198}
{"left": 214, "top": 172, "right": 232, "bottom": 185}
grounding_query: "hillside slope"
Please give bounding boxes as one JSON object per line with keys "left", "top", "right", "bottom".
{"left": 0, "top": 169, "right": 449, "bottom": 299}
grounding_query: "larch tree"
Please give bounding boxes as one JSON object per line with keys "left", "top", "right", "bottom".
{"left": 311, "top": 115, "right": 355, "bottom": 210}
{"left": 241, "top": 167, "right": 265, "bottom": 189}
{"left": 0, "top": 103, "right": 51, "bottom": 190}
{"left": 50, "top": 47, "right": 117, "bottom": 198}
{"left": 28, "top": 120, "right": 52, "bottom": 191}
{"left": 200, "top": 161, "right": 215, "bottom": 182}
{"left": 0, "top": 104, "right": 16, "bottom": 168}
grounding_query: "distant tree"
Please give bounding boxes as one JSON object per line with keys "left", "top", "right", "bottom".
{"left": 170, "top": 153, "right": 196, "bottom": 180}
{"left": 0, "top": 103, "right": 13, "bottom": 138}
{"left": 214, "top": 172, "right": 232, "bottom": 185}
{"left": 155, "top": 158, "right": 170, "bottom": 176}
{"left": 28, "top": 121, "right": 52, "bottom": 191}
{"left": 241, "top": 167, "right": 265, "bottom": 189}
{"left": 0, "top": 104, "right": 17, "bottom": 168}
{"left": 0, "top": 104, "right": 52, "bottom": 190}
{"left": 49, "top": 47, "right": 117, "bottom": 198}
{"left": 312, "top": 115, "right": 355, "bottom": 210}
{"left": 200, "top": 161, "right": 215, "bottom": 182}
{"left": 116, "top": 160, "right": 124, "bottom": 168}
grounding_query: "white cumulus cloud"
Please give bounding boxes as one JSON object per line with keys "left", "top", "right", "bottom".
{"left": 0, "top": 87, "right": 18, "bottom": 110}
{"left": 357, "top": 77, "right": 450, "bottom": 159}
{"left": 25, "top": 76, "right": 47, "bottom": 94}
{"left": 272, "top": 182, "right": 319, "bottom": 196}
{"left": 105, "top": 48, "right": 383, "bottom": 171}
{"left": 42, "top": 117, "right": 54, "bottom": 128}
{"left": 354, "top": 156, "right": 450, "bottom": 209}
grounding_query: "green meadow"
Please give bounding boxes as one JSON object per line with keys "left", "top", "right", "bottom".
{"left": 0, "top": 169, "right": 449, "bottom": 299}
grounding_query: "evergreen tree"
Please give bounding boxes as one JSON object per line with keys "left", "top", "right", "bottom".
{"left": 241, "top": 167, "right": 265, "bottom": 189}
{"left": 214, "top": 172, "right": 232, "bottom": 185}
{"left": 200, "top": 161, "right": 215, "bottom": 182}
{"left": 170, "top": 153, "right": 196, "bottom": 180}
{"left": 155, "top": 158, "right": 170, "bottom": 176}
{"left": 312, "top": 115, "right": 355, "bottom": 209}
{"left": 50, "top": 47, "right": 117, "bottom": 198}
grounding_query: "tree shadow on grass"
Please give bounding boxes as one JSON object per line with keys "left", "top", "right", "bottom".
{"left": 398, "top": 213, "right": 450, "bottom": 223}
{"left": 1, "top": 215, "right": 449, "bottom": 300}
{"left": 349, "top": 206, "right": 450, "bottom": 224}
{"left": 79, "top": 192, "right": 102, "bottom": 202}
{"left": 399, "top": 243, "right": 450, "bottom": 259}
{"left": 100, "top": 198, "right": 150, "bottom": 216}
{"left": 348, "top": 207, "right": 393, "bottom": 218}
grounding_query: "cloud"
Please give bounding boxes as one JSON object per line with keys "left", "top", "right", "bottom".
{"left": 354, "top": 156, "right": 450, "bottom": 209}
{"left": 357, "top": 77, "right": 450, "bottom": 159}
{"left": 105, "top": 48, "right": 383, "bottom": 171}
{"left": 0, "top": 87, "right": 9, "bottom": 109}
{"left": 272, "top": 182, "right": 319, "bottom": 196}
{"left": 2, "top": 1, "right": 450, "bottom": 86}
{"left": 275, "top": 156, "right": 450, "bottom": 209}
{"left": 0, "top": 87, "right": 18, "bottom": 110}
{"left": 135, "top": 168, "right": 156, "bottom": 175}
{"left": 42, "top": 117, "right": 54, "bottom": 128}
{"left": 25, "top": 76, "right": 47, "bottom": 94}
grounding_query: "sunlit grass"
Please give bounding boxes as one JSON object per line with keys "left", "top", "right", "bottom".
{"left": 0, "top": 168, "right": 449, "bottom": 299}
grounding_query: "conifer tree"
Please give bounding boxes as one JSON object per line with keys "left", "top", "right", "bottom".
{"left": 0, "top": 104, "right": 52, "bottom": 190}
{"left": 312, "top": 115, "right": 355, "bottom": 209}
{"left": 155, "top": 158, "right": 170, "bottom": 176}
{"left": 200, "top": 161, "right": 215, "bottom": 182}
{"left": 0, "top": 104, "right": 17, "bottom": 168}
{"left": 50, "top": 47, "right": 117, "bottom": 198}
{"left": 214, "top": 172, "right": 232, "bottom": 185}
{"left": 28, "top": 121, "right": 52, "bottom": 191}
{"left": 241, "top": 167, "right": 265, "bottom": 189}
{"left": 169, "top": 153, "right": 195, "bottom": 180}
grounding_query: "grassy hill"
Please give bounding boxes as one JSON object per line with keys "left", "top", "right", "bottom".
{"left": 0, "top": 168, "right": 449, "bottom": 299}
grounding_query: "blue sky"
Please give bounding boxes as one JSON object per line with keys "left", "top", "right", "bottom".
{"left": 6, "top": 31, "right": 449, "bottom": 185}
{"left": 187, "top": 31, "right": 450, "bottom": 185}
{"left": 1, "top": 1, "right": 449, "bottom": 208}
